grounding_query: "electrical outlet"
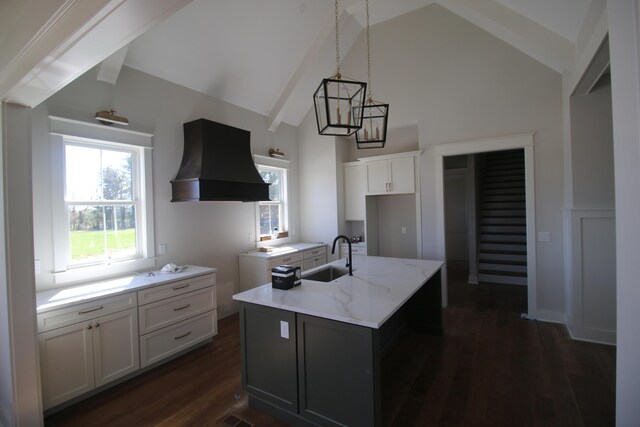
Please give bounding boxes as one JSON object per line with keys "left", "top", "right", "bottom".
{"left": 159, "top": 243, "right": 167, "bottom": 255}
{"left": 401, "top": 226, "right": 407, "bottom": 234}
{"left": 537, "top": 232, "right": 551, "bottom": 242}
{"left": 248, "top": 233, "right": 254, "bottom": 243}
{"left": 280, "top": 321, "right": 289, "bottom": 339}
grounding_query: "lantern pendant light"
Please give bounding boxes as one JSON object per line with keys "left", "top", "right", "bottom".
{"left": 313, "top": 0, "right": 367, "bottom": 136}
{"left": 356, "top": 0, "right": 389, "bottom": 149}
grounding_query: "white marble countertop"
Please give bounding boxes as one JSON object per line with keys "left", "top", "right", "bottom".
{"left": 36, "top": 265, "right": 216, "bottom": 313}
{"left": 239, "top": 242, "right": 326, "bottom": 259}
{"left": 232, "top": 256, "right": 443, "bottom": 329}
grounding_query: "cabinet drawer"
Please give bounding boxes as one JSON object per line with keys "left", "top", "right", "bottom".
{"left": 140, "top": 310, "right": 217, "bottom": 368}
{"left": 38, "top": 292, "right": 137, "bottom": 333}
{"left": 268, "top": 253, "right": 303, "bottom": 269}
{"left": 137, "top": 273, "right": 215, "bottom": 305}
{"left": 304, "top": 247, "right": 326, "bottom": 259}
{"left": 138, "top": 287, "right": 216, "bottom": 335}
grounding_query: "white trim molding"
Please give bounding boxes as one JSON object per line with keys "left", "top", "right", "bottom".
{"left": 434, "top": 133, "right": 537, "bottom": 319}
{"left": 567, "top": 208, "right": 616, "bottom": 345}
{"left": 48, "top": 116, "right": 156, "bottom": 286}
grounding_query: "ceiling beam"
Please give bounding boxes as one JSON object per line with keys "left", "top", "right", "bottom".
{"left": 437, "top": 0, "right": 574, "bottom": 73}
{"left": 0, "top": 0, "right": 192, "bottom": 107}
{"left": 96, "top": 44, "right": 129, "bottom": 85}
{"left": 267, "top": 0, "right": 362, "bottom": 132}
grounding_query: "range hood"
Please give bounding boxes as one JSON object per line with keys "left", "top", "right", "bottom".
{"left": 171, "top": 119, "right": 270, "bottom": 202}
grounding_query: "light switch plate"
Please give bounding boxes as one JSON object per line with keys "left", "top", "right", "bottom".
{"left": 280, "top": 321, "right": 289, "bottom": 339}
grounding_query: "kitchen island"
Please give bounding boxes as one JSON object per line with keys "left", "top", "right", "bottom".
{"left": 233, "top": 256, "right": 443, "bottom": 427}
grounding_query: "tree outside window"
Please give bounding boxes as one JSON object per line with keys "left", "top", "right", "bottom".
{"left": 65, "top": 143, "right": 139, "bottom": 264}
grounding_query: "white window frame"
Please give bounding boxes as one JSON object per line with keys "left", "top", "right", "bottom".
{"left": 49, "top": 116, "right": 155, "bottom": 284}
{"left": 254, "top": 155, "right": 291, "bottom": 247}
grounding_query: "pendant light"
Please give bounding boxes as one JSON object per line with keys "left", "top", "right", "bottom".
{"left": 356, "top": 0, "right": 389, "bottom": 149}
{"left": 313, "top": 0, "right": 367, "bottom": 136}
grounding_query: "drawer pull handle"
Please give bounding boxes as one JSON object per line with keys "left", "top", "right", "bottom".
{"left": 173, "top": 304, "right": 191, "bottom": 312}
{"left": 78, "top": 306, "right": 103, "bottom": 315}
{"left": 282, "top": 257, "right": 291, "bottom": 262}
{"left": 172, "top": 284, "right": 190, "bottom": 290}
{"left": 174, "top": 331, "right": 191, "bottom": 340}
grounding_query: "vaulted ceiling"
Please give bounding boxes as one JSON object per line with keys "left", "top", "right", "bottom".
{"left": 112, "top": 0, "right": 595, "bottom": 129}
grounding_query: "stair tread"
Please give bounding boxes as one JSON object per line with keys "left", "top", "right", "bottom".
{"left": 479, "top": 249, "right": 527, "bottom": 255}
{"left": 479, "top": 269, "right": 528, "bottom": 277}
{"left": 480, "top": 232, "right": 527, "bottom": 236}
{"left": 479, "top": 259, "right": 527, "bottom": 266}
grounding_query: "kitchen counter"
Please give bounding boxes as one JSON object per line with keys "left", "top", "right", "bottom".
{"left": 234, "top": 255, "right": 443, "bottom": 427}
{"left": 238, "top": 242, "right": 325, "bottom": 259}
{"left": 233, "top": 256, "right": 442, "bottom": 328}
{"left": 37, "top": 265, "right": 216, "bottom": 313}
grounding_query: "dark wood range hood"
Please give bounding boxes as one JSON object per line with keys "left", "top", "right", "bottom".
{"left": 171, "top": 119, "right": 270, "bottom": 202}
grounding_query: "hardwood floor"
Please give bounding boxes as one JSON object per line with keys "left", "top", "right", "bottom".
{"left": 45, "top": 268, "right": 615, "bottom": 426}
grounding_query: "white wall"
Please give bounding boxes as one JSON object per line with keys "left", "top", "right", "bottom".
{"left": 570, "top": 77, "right": 614, "bottom": 207}
{"left": 336, "top": 4, "right": 565, "bottom": 317}
{"left": 0, "top": 104, "right": 12, "bottom": 427}
{"left": 607, "top": 0, "right": 640, "bottom": 424}
{"left": 298, "top": 110, "right": 340, "bottom": 257}
{"left": 31, "top": 66, "right": 300, "bottom": 315}
{"left": 375, "top": 194, "right": 418, "bottom": 258}
{"left": 2, "top": 103, "right": 42, "bottom": 426}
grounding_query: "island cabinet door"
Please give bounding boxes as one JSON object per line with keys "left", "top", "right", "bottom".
{"left": 297, "top": 314, "right": 380, "bottom": 427}
{"left": 240, "top": 303, "right": 298, "bottom": 412}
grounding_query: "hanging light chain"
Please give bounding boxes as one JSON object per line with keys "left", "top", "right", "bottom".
{"left": 366, "top": 0, "right": 372, "bottom": 101}
{"left": 335, "top": 0, "right": 341, "bottom": 77}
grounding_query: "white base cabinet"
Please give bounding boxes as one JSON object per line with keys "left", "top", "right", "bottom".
{"left": 239, "top": 244, "right": 326, "bottom": 291}
{"left": 137, "top": 274, "right": 217, "bottom": 368}
{"left": 38, "top": 306, "right": 139, "bottom": 409}
{"left": 37, "top": 270, "right": 217, "bottom": 410}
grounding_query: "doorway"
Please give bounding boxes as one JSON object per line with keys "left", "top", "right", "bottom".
{"left": 434, "top": 134, "right": 537, "bottom": 319}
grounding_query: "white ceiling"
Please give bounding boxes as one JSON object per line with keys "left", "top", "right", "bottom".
{"left": 123, "top": 0, "right": 595, "bottom": 129}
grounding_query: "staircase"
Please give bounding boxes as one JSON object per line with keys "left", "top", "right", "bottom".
{"left": 477, "top": 150, "right": 527, "bottom": 286}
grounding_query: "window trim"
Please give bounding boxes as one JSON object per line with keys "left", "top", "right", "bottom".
{"left": 254, "top": 155, "right": 291, "bottom": 247}
{"left": 49, "top": 116, "right": 155, "bottom": 285}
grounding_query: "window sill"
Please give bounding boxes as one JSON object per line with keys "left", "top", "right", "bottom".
{"left": 53, "top": 258, "right": 157, "bottom": 286}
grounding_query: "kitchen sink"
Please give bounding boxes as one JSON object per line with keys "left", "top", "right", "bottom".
{"left": 302, "top": 266, "right": 351, "bottom": 282}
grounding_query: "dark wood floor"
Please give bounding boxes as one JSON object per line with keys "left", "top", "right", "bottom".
{"left": 45, "top": 268, "right": 615, "bottom": 426}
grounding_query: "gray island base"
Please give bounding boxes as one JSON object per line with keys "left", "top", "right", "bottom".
{"left": 233, "top": 256, "right": 443, "bottom": 426}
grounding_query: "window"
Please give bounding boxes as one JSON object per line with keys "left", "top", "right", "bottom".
{"left": 255, "top": 160, "right": 290, "bottom": 244}
{"left": 65, "top": 141, "right": 140, "bottom": 265}
{"left": 50, "top": 116, "right": 155, "bottom": 284}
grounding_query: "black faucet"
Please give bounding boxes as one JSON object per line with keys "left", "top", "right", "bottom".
{"left": 331, "top": 235, "right": 353, "bottom": 276}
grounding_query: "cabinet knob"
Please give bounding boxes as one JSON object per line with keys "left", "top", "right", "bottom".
{"left": 95, "top": 323, "right": 100, "bottom": 328}
{"left": 87, "top": 325, "right": 92, "bottom": 330}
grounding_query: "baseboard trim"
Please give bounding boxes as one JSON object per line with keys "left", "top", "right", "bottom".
{"left": 532, "top": 309, "right": 567, "bottom": 324}
{"left": 567, "top": 324, "right": 616, "bottom": 346}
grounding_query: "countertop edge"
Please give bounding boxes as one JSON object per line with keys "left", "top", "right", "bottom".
{"left": 36, "top": 265, "right": 217, "bottom": 314}
{"left": 233, "top": 257, "right": 444, "bottom": 329}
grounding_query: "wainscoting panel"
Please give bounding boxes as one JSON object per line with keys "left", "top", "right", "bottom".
{"left": 570, "top": 209, "right": 616, "bottom": 344}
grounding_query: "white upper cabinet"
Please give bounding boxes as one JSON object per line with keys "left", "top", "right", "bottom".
{"left": 343, "top": 162, "right": 366, "bottom": 220}
{"left": 362, "top": 152, "right": 419, "bottom": 195}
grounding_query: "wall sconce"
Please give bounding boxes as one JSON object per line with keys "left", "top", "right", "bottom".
{"left": 95, "top": 110, "right": 129, "bottom": 126}
{"left": 269, "top": 148, "right": 285, "bottom": 158}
